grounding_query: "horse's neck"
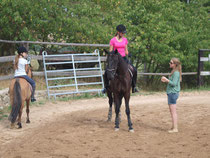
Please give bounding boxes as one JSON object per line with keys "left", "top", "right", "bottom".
{"left": 117, "top": 57, "right": 128, "bottom": 75}
{"left": 27, "top": 68, "right": 32, "bottom": 78}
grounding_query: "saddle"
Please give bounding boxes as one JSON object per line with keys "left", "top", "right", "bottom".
{"left": 128, "top": 65, "right": 134, "bottom": 77}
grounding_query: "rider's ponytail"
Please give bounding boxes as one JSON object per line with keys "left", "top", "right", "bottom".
{"left": 14, "top": 55, "right": 20, "bottom": 70}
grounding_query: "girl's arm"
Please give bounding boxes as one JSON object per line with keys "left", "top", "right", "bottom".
{"left": 109, "top": 45, "right": 113, "bottom": 52}
{"left": 125, "top": 45, "right": 129, "bottom": 56}
{"left": 161, "top": 72, "right": 179, "bottom": 86}
{"left": 168, "top": 72, "right": 180, "bottom": 87}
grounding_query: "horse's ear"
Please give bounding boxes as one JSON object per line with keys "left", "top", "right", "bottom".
{"left": 104, "top": 49, "right": 109, "bottom": 54}
{"left": 115, "top": 49, "right": 118, "bottom": 54}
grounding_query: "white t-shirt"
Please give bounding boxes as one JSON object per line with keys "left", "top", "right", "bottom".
{"left": 14, "top": 58, "right": 29, "bottom": 76}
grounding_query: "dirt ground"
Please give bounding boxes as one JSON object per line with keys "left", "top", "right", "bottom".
{"left": 0, "top": 91, "right": 210, "bottom": 158}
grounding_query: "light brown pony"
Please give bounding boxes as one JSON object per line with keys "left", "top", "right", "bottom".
{"left": 8, "top": 65, "right": 32, "bottom": 129}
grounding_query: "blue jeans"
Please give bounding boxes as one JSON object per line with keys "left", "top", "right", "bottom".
{"left": 15, "top": 75, "right": 36, "bottom": 89}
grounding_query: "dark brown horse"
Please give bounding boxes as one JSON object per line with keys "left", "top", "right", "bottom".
{"left": 8, "top": 65, "right": 32, "bottom": 129}
{"left": 105, "top": 49, "right": 134, "bottom": 132}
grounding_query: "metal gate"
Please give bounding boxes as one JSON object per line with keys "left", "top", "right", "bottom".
{"left": 42, "top": 49, "right": 104, "bottom": 99}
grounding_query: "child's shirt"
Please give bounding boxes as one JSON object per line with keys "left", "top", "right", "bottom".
{"left": 110, "top": 37, "right": 128, "bottom": 57}
{"left": 14, "top": 58, "right": 28, "bottom": 77}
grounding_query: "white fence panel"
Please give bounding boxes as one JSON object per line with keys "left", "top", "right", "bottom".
{"left": 42, "top": 50, "right": 104, "bottom": 99}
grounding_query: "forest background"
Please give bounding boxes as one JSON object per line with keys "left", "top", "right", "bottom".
{"left": 0, "top": 0, "right": 209, "bottom": 89}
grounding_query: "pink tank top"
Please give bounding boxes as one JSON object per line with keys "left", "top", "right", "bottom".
{"left": 110, "top": 37, "right": 128, "bottom": 57}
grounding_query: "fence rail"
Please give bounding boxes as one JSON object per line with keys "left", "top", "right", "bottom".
{"left": 0, "top": 55, "right": 107, "bottom": 63}
{"left": 0, "top": 39, "right": 110, "bottom": 47}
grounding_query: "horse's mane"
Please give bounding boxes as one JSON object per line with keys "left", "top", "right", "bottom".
{"left": 116, "top": 53, "right": 128, "bottom": 75}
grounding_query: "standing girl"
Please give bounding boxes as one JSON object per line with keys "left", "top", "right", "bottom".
{"left": 161, "top": 58, "right": 182, "bottom": 133}
{"left": 14, "top": 46, "right": 36, "bottom": 102}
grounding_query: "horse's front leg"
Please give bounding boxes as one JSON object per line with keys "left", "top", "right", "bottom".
{"left": 107, "top": 91, "right": 113, "bottom": 122}
{"left": 114, "top": 95, "right": 121, "bottom": 131}
{"left": 26, "top": 100, "right": 30, "bottom": 123}
{"left": 124, "top": 94, "right": 134, "bottom": 132}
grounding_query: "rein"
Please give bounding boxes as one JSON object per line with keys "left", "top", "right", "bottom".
{"left": 107, "top": 69, "right": 115, "bottom": 71}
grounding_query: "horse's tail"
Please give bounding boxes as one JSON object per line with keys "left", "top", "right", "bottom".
{"left": 8, "top": 79, "right": 22, "bottom": 123}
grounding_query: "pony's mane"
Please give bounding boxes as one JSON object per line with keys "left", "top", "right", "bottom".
{"left": 113, "top": 51, "right": 128, "bottom": 74}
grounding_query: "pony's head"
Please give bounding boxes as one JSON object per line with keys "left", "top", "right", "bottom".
{"left": 104, "top": 49, "right": 120, "bottom": 80}
{"left": 26, "top": 66, "right": 33, "bottom": 78}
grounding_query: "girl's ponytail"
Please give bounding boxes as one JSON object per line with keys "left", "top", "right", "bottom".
{"left": 171, "top": 58, "right": 182, "bottom": 82}
{"left": 14, "top": 55, "right": 20, "bottom": 70}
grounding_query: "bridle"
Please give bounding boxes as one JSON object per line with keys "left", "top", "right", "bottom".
{"left": 106, "top": 51, "right": 119, "bottom": 78}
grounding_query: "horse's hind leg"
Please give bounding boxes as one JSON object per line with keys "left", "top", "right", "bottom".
{"left": 118, "top": 95, "right": 123, "bottom": 123}
{"left": 124, "top": 95, "right": 134, "bottom": 132}
{"left": 107, "top": 91, "right": 113, "bottom": 122}
{"left": 26, "top": 100, "right": 30, "bottom": 123}
{"left": 17, "top": 102, "right": 24, "bottom": 129}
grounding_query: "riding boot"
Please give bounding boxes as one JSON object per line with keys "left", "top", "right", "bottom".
{"left": 31, "top": 86, "right": 36, "bottom": 102}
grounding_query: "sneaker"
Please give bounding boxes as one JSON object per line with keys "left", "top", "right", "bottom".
{"left": 168, "top": 129, "right": 178, "bottom": 133}
{"left": 31, "top": 98, "right": 36, "bottom": 102}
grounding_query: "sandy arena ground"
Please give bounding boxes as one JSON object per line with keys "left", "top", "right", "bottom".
{"left": 0, "top": 91, "right": 210, "bottom": 158}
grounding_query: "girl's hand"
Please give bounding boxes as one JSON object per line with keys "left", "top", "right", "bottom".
{"left": 161, "top": 76, "right": 169, "bottom": 83}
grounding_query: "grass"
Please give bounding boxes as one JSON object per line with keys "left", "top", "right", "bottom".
{"left": 0, "top": 99, "right": 48, "bottom": 121}
{"left": 182, "top": 85, "right": 210, "bottom": 92}
{"left": 56, "top": 92, "right": 104, "bottom": 102}
{"left": 31, "top": 99, "right": 48, "bottom": 107}
{"left": 0, "top": 106, "right": 10, "bottom": 121}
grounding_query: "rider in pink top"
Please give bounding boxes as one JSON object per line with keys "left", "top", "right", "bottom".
{"left": 102, "top": 24, "right": 139, "bottom": 94}
{"left": 110, "top": 37, "right": 128, "bottom": 57}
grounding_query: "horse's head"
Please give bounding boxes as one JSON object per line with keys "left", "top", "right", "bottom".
{"left": 26, "top": 56, "right": 33, "bottom": 78}
{"left": 26, "top": 65, "right": 33, "bottom": 78}
{"left": 104, "top": 49, "right": 120, "bottom": 80}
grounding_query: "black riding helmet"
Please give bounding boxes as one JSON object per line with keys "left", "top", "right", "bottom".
{"left": 17, "top": 46, "right": 28, "bottom": 55}
{"left": 116, "top": 24, "right": 127, "bottom": 34}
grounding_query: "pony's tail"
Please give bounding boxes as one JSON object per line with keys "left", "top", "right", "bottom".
{"left": 8, "top": 79, "right": 22, "bottom": 123}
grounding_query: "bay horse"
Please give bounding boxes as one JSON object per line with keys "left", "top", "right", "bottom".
{"left": 104, "top": 49, "right": 134, "bottom": 132}
{"left": 8, "top": 65, "right": 33, "bottom": 129}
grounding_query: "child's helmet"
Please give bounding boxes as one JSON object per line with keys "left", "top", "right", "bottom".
{"left": 17, "top": 46, "right": 28, "bottom": 54}
{"left": 116, "top": 24, "right": 127, "bottom": 33}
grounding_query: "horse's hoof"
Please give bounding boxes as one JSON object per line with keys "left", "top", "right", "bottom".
{"left": 10, "top": 123, "right": 15, "bottom": 129}
{"left": 129, "top": 129, "right": 134, "bottom": 133}
{"left": 115, "top": 128, "right": 119, "bottom": 132}
{"left": 107, "top": 119, "right": 111, "bottom": 122}
{"left": 26, "top": 120, "right": 30, "bottom": 123}
{"left": 17, "top": 122, "right": 22, "bottom": 129}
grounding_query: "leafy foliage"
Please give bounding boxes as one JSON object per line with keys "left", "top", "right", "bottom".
{"left": 0, "top": 0, "right": 209, "bottom": 87}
